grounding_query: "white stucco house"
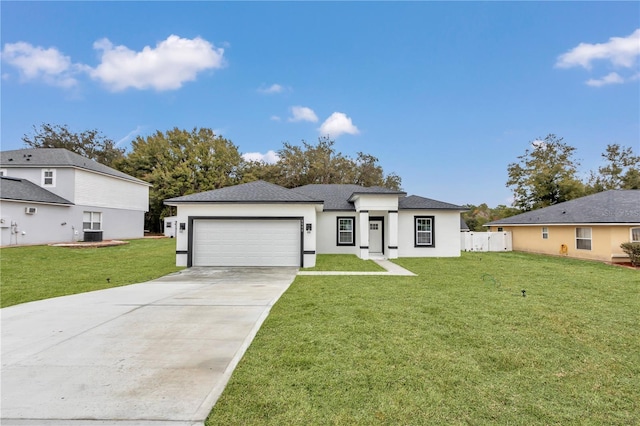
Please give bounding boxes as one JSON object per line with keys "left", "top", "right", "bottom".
{"left": 0, "top": 148, "right": 150, "bottom": 246}
{"left": 164, "top": 180, "right": 466, "bottom": 267}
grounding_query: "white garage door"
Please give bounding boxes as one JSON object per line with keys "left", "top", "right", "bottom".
{"left": 192, "top": 219, "right": 301, "bottom": 266}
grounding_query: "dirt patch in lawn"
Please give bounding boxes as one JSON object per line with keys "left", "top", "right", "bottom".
{"left": 612, "top": 262, "right": 640, "bottom": 270}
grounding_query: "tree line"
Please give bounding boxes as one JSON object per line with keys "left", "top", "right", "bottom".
{"left": 22, "top": 124, "right": 401, "bottom": 232}
{"left": 22, "top": 125, "right": 638, "bottom": 232}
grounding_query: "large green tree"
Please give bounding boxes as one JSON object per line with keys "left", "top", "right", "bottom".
{"left": 244, "top": 137, "right": 402, "bottom": 190}
{"left": 462, "top": 203, "right": 520, "bottom": 231}
{"left": 507, "top": 134, "right": 585, "bottom": 211}
{"left": 587, "top": 143, "right": 640, "bottom": 192}
{"left": 22, "top": 123, "right": 125, "bottom": 168}
{"left": 118, "top": 127, "right": 244, "bottom": 232}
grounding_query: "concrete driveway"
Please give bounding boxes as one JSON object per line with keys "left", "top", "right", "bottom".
{"left": 1, "top": 267, "right": 298, "bottom": 426}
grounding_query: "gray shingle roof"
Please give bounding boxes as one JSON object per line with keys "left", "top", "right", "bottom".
{"left": 165, "top": 180, "right": 323, "bottom": 203}
{"left": 0, "top": 148, "right": 148, "bottom": 185}
{"left": 0, "top": 176, "right": 73, "bottom": 205}
{"left": 485, "top": 190, "right": 640, "bottom": 225}
{"left": 291, "top": 184, "right": 406, "bottom": 210}
{"left": 399, "top": 195, "right": 466, "bottom": 210}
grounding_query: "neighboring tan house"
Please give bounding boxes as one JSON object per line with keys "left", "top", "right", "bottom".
{"left": 0, "top": 148, "right": 150, "bottom": 246}
{"left": 164, "top": 180, "right": 467, "bottom": 267}
{"left": 485, "top": 190, "right": 640, "bottom": 263}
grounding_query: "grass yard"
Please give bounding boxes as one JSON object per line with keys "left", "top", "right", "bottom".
{"left": 208, "top": 252, "right": 639, "bottom": 425}
{"left": 303, "top": 254, "right": 386, "bottom": 272}
{"left": 0, "top": 238, "right": 182, "bottom": 308}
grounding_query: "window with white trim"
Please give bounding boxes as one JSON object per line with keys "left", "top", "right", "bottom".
{"left": 337, "top": 217, "right": 355, "bottom": 246}
{"left": 576, "top": 227, "right": 591, "bottom": 250}
{"left": 415, "top": 216, "right": 435, "bottom": 247}
{"left": 83, "top": 211, "right": 102, "bottom": 230}
{"left": 42, "top": 169, "right": 56, "bottom": 186}
{"left": 542, "top": 227, "right": 549, "bottom": 239}
{"left": 631, "top": 227, "right": 640, "bottom": 243}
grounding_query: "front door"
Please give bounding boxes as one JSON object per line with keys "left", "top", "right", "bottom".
{"left": 369, "top": 219, "right": 383, "bottom": 254}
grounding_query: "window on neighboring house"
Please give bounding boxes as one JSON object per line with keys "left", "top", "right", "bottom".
{"left": 83, "top": 211, "right": 102, "bottom": 230}
{"left": 42, "top": 169, "right": 56, "bottom": 186}
{"left": 576, "top": 227, "right": 592, "bottom": 250}
{"left": 415, "top": 216, "right": 435, "bottom": 247}
{"left": 542, "top": 227, "right": 549, "bottom": 239}
{"left": 631, "top": 227, "right": 640, "bottom": 243}
{"left": 166, "top": 222, "right": 172, "bottom": 228}
{"left": 337, "top": 217, "right": 355, "bottom": 246}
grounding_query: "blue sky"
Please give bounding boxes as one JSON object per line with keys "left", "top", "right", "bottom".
{"left": 2, "top": 1, "right": 639, "bottom": 207}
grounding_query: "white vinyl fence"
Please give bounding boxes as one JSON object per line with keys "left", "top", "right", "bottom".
{"left": 461, "top": 232, "right": 512, "bottom": 252}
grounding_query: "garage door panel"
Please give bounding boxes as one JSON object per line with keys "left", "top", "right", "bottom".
{"left": 193, "top": 219, "right": 300, "bottom": 267}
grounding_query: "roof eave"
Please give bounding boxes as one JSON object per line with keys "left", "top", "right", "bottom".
{"left": 164, "top": 199, "right": 324, "bottom": 205}
{"left": 0, "top": 198, "right": 74, "bottom": 206}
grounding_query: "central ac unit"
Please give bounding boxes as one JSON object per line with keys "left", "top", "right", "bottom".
{"left": 25, "top": 207, "right": 37, "bottom": 215}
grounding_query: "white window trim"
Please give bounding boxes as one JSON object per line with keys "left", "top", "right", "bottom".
{"left": 631, "top": 227, "right": 640, "bottom": 243}
{"left": 41, "top": 169, "right": 56, "bottom": 187}
{"left": 337, "top": 217, "right": 355, "bottom": 246}
{"left": 83, "top": 211, "right": 102, "bottom": 231}
{"left": 576, "top": 227, "right": 592, "bottom": 251}
{"left": 415, "top": 216, "right": 435, "bottom": 247}
{"left": 542, "top": 227, "right": 549, "bottom": 239}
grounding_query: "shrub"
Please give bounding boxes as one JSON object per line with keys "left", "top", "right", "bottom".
{"left": 620, "top": 242, "right": 640, "bottom": 266}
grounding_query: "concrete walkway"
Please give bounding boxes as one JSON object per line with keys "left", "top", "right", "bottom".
{"left": 1, "top": 267, "right": 298, "bottom": 426}
{"left": 297, "top": 258, "right": 416, "bottom": 276}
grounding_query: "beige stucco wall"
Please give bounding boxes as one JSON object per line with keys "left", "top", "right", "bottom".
{"left": 488, "top": 224, "right": 638, "bottom": 263}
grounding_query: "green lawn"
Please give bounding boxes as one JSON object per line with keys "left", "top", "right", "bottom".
{"left": 208, "top": 252, "right": 640, "bottom": 425}
{"left": 0, "top": 238, "right": 182, "bottom": 308}
{"left": 303, "top": 254, "right": 386, "bottom": 272}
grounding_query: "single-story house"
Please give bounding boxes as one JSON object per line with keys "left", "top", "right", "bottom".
{"left": 485, "top": 190, "right": 640, "bottom": 263}
{"left": 164, "top": 180, "right": 467, "bottom": 267}
{"left": 0, "top": 148, "right": 150, "bottom": 246}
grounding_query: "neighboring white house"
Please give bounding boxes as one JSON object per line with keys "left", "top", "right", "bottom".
{"left": 164, "top": 180, "right": 467, "bottom": 268}
{"left": 0, "top": 148, "right": 150, "bottom": 246}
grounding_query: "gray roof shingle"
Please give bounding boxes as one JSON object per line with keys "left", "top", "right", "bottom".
{"left": 165, "top": 180, "right": 323, "bottom": 203}
{"left": 0, "top": 148, "right": 148, "bottom": 185}
{"left": 399, "top": 195, "right": 466, "bottom": 210}
{"left": 485, "top": 190, "right": 640, "bottom": 225}
{"left": 0, "top": 176, "right": 73, "bottom": 205}
{"left": 291, "top": 184, "right": 406, "bottom": 210}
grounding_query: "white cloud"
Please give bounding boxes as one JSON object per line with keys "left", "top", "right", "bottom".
{"left": 556, "top": 29, "right": 640, "bottom": 70}
{"left": 116, "top": 125, "right": 145, "bottom": 147}
{"left": 555, "top": 29, "right": 640, "bottom": 87}
{"left": 242, "top": 150, "right": 280, "bottom": 164}
{"left": 90, "top": 35, "right": 225, "bottom": 91}
{"left": 270, "top": 115, "right": 281, "bottom": 121}
{"left": 288, "top": 106, "right": 318, "bottom": 123}
{"left": 1, "top": 41, "right": 84, "bottom": 88}
{"left": 531, "top": 139, "right": 547, "bottom": 149}
{"left": 258, "top": 83, "right": 284, "bottom": 94}
{"left": 586, "top": 72, "right": 625, "bottom": 87}
{"left": 318, "top": 112, "right": 360, "bottom": 138}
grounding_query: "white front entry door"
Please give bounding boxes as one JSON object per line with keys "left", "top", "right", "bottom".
{"left": 369, "top": 220, "right": 383, "bottom": 254}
